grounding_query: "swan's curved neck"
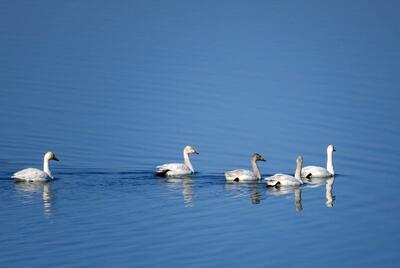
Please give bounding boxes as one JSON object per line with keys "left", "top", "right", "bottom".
{"left": 294, "top": 161, "right": 302, "bottom": 179}
{"left": 327, "top": 150, "right": 335, "bottom": 175}
{"left": 183, "top": 152, "right": 194, "bottom": 173}
{"left": 43, "top": 157, "right": 52, "bottom": 178}
{"left": 251, "top": 159, "right": 261, "bottom": 180}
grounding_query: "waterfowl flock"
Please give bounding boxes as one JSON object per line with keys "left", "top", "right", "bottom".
{"left": 11, "top": 145, "right": 336, "bottom": 188}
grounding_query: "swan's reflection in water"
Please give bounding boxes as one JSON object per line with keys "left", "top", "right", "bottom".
{"left": 295, "top": 188, "right": 302, "bottom": 212}
{"left": 251, "top": 187, "right": 262, "bottom": 204}
{"left": 14, "top": 181, "right": 53, "bottom": 216}
{"left": 303, "top": 176, "right": 335, "bottom": 208}
{"left": 224, "top": 182, "right": 263, "bottom": 204}
{"left": 325, "top": 177, "right": 335, "bottom": 208}
{"left": 163, "top": 175, "right": 194, "bottom": 207}
{"left": 223, "top": 178, "right": 335, "bottom": 210}
{"left": 266, "top": 186, "right": 303, "bottom": 212}
{"left": 159, "top": 174, "right": 335, "bottom": 209}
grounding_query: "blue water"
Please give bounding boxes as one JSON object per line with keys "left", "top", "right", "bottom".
{"left": 1, "top": 1, "right": 400, "bottom": 267}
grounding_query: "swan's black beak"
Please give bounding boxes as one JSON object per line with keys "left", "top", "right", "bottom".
{"left": 261, "top": 158, "right": 266, "bottom": 162}
{"left": 194, "top": 152, "right": 199, "bottom": 155}
{"left": 333, "top": 148, "right": 336, "bottom": 152}
{"left": 53, "top": 156, "right": 59, "bottom": 161}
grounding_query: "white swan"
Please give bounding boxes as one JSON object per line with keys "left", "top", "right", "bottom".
{"left": 301, "top": 144, "right": 336, "bottom": 178}
{"left": 265, "top": 155, "right": 304, "bottom": 187}
{"left": 225, "top": 153, "right": 265, "bottom": 182}
{"left": 12, "top": 151, "right": 59, "bottom": 182}
{"left": 155, "top": 145, "right": 198, "bottom": 176}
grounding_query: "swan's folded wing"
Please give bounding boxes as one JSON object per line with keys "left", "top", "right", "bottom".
{"left": 12, "top": 168, "right": 48, "bottom": 181}
{"left": 225, "top": 169, "right": 255, "bottom": 181}
{"left": 301, "top": 166, "right": 319, "bottom": 174}
{"left": 301, "top": 166, "right": 330, "bottom": 178}
{"left": 156, "top": 163, "right": 185, "bottom": 172}
{"left": 266, "top": 173, "right": 286, "bottom": 179}
{"left": 265, "top": 174, "right": 299, "bottom": 186}
{"left": 265, "top": 173, "right": 285, "bottom": 186}
{"left": 155, "top": 163, "right": 189, "bottom": 176}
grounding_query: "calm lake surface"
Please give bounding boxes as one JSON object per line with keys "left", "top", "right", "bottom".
{"left": 1, "top": 1, "right": 400, "bottom": 267}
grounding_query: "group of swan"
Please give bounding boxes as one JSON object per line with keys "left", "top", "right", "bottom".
{"left": 155, "top": 144, "right": 335, "bottom": 187}
{"left": 11, "top": 144, "right": 335, "bottom": 185}
{"left": 224, "top": 144, "right": 335, "bottom": 186}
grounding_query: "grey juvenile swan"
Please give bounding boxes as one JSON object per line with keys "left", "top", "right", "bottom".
{"left": 225, "top": 153, "right": 266, "bottom": 182}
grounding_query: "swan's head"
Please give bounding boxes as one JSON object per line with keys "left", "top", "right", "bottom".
{"left": 184, "top": 145, "right": 199, "bottom": 155}
{"left": 296, "top": 155, "right": 303, "bottom": 163}
{"left": 252, "top": 153, "right": 266, "bottom": 162}
{"left": 327, "top": 144, "right": 336, "bottom": 153}
{"left": 44, "top": 151, "right": 59, "bottom": 161}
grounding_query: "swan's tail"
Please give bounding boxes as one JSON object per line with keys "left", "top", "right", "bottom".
{"left": 11, "top": 172, "right": 20, "bottom": 179}
{"left": 266, "top": 179, "right": 280, "bottom": 187}
{"left": 155, "top": 169, "right": 170, "bottom": 177}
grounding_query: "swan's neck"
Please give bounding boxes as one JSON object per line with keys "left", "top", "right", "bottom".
{"left": 251, "top": 159, "right": 261, "bottom": 180}
{"left": 327, "top": 151, "right": 335, "bottom": 175}
{"left": 183, "top": 152, "right": 194, "bottom": 173}
{"left": 294, "top": 161, "right": 302, "bottom": 180}
{"left": 43, "top": 158, "right": 52, "bottom": 178}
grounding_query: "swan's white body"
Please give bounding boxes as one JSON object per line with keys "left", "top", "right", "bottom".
{"left": 265, "top": 156, "right": 303, "bottom": 187}
{"left": 301, "top": 144, "right": 335, "bottom": 178}
{"left": 12, "top": 152, "right": 59, "bottom": 182}
{"left": 266, "top": 173, "right": 303, "bottom": 186}
{"left": 156, "top": 146, "right": 198, "bottom": 176}
{"left": 13, "top": 168, "right": 51, "bottom": 181}
{"left": 301, "top": 166, "right": 331, "bottom": 178}
{"left": 156, "top": 163, "right": 193, "bottom": 176}
{"left": 225, "top": 153, "right": 265, "bottom": 182}
{"left": 225, "top": 169, "right": 257, "bottom": 181}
